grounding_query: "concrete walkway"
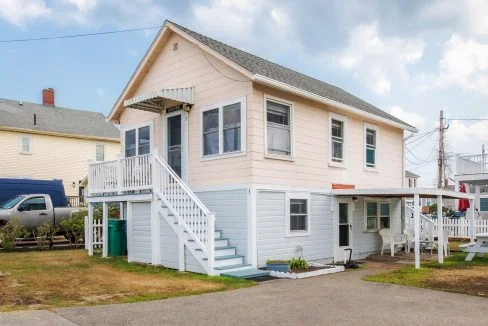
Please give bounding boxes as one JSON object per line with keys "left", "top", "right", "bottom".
{"left": 2, "top": 268, "right": 488, "bottom": 325}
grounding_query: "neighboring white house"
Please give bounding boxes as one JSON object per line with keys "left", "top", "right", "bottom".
{"left": 85, "top": 20, "right": 473, "bottom": 276}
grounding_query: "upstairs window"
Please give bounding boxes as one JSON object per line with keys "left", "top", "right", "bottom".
{"left": 365, "top": 128, "right": 376, "bottom": 168}
{"left": 95, "top": 144, "right": 105, "bottom": 162}
{"left": 202, "top": 98, "right": 245, "bottom": 158}
{"left": 266, "top": 99, "right": 292, "bottom": 157}
{"left": 329, "top": 114, "right": 346, "bottom": 164}
{"left": 19, "top": 135, "right": 32, "bottom": 154}
{"left": 124, "top": 125, "right": 151, "bottom": 157}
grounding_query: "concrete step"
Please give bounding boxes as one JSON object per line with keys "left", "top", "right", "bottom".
{"left": 220, "top": 268, "right": 270, "bottom": 279}
{"left": 214, "top": 246, "right": 236, "bottom": 257}
{"left": 204, "top": 254, "right": 244, "bottom": 268}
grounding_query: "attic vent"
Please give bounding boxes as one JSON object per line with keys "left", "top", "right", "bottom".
{"left": 173, "top": 42, "right": 178, "bottom": 51}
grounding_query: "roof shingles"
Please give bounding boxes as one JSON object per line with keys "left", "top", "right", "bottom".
{"left": 0, "top": 99, "right": 119, "bottom": 139}
{"left": 169, "top": 21, "right": 414, "bottom": 129}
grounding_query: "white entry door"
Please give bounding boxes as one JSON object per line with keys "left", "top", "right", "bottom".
{"left": 336, "top": 200, "right": 353, "bottom": 261}
{"left": 165, "top": 110, "right": 188, "bottom": 182}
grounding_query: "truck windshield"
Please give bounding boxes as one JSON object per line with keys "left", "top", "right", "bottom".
{"left": 0, "top": 195, "right": 26, "bottom": 209}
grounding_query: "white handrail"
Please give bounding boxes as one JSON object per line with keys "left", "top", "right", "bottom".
{"left": 153, "top": 155, "right": 214, "bottom": 273}
{"left": 405, "top": 205, "right": 435, "bottom": 242}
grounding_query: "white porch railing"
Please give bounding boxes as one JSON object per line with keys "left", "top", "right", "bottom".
{"left": 456, "top": 153, "right": 488, "bottom": 175}
{"left": 434, "top": 217, "right": 488, "bottom": 238}
{"left": 405, "top": 205, "right": 435, "bottom": 242}
{"left": 153, "top": 155, "right": 215, "bottom": 274}
{"left": 88, "top": 154, "right": 152, "bottom": 194}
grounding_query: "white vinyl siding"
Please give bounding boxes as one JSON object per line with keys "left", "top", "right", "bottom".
{"left": 19, "top": 135, "right": 32, "bottom": 154}
{"left": 265, "top": 98, "right": 292, "bottom": 158}
{"left": 130, "top": 202, "right": 152, "bottom": 264}
{"left": 201, "top": 97, "right": 246, "bottom": 159}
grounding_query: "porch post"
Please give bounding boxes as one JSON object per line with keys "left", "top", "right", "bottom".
{"left": 475, "top": 185, "right": 481, "bottom": 212}
{"left": 437, "top": 195, "right": 444, "bottom": 264}
{"left": 88, "top": 202, "right": 94, "bottom": 256}
{"left": 151, "top": 150, "right": 161, "bottom": 266}
{"left": 414, "top": 193, "right": 420, "bottom": 269}
{"left": 102, "top": 202, "right": 108, "bottom": 258}
{"left": 469, "top": 199, "right": 475, "bottom": 243}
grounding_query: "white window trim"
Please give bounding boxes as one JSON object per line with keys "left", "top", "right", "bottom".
{"left": 18, "top": 135, "right": 32, "bottom": 154}
{"left": 94, "top": 143, "right": 106, "bottom": 162}
{"left": 329, "top": 112, "right": 346, "bottom": 168}
{"left": 121, "top": 121, "right": 154, "bottom": 158}
{"left": 285, "top": 192, "right": 311, "bottom": 237}
{"left": 264, "top": 94, "right": 294, "bottom": 161}
{"left": 363, "top": 198, "right": 390, "bottom": 232}
{"left": 364, "top": 122, "right": 379, "bottom": 171}
{"left": 200, "top": 96, "right": 247, "bottom": 161}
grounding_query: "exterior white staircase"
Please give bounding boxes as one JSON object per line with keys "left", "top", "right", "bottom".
{"left": 153, "top": 155, "right": 254, "bottom": 276}
{"left": 405, "top": 205, "right": 436, "bottom": 242}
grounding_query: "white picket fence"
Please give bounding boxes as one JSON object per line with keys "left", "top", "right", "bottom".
{"left": 434, "top": 218, "right": 488, "bottom": 239}
{"left": 84, "top": 216, "right": 103, "bottom": 249}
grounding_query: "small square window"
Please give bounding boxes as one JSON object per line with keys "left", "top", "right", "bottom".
{"left": 95, "top": 144, "right": 105, "bottom": 162}
{"left": 19, "top": 136, "right": 31, "bottom": 153}
{"left": 286, "top": 194, "right": 310, "bottom": 237}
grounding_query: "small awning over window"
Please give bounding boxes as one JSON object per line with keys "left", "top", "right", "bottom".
{"left": 124, "top": 87, "right": 195, "bottom": 113}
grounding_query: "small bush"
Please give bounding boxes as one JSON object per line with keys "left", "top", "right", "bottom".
{"left": 290, "top": 257, "right": 308, "bottom": 270}
{"left": 0, "top": 217, "right": 28, "bottom": 250}
{"left": 60, "top": 211, "right": 86, "bottom": 247}
{"left": 33, "top": 222, "right": 58, "bottom": 250}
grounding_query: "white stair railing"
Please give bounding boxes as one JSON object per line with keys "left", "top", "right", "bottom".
{"left": 153, "top": 155, "right": 215, "bottom": 273}
{"left": 405, "top": 205, "right": 435, "bottom": 242}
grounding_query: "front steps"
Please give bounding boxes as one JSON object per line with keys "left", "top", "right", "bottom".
{"left": 220, "top": 268, "right": 270, "bottom": 279}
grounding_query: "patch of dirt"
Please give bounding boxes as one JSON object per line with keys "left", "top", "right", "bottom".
{"left": 425, "top": 266, "right": 488, "bottom": 296}
{"left": 0, "top": 274, "right": 41, "bottom": 307}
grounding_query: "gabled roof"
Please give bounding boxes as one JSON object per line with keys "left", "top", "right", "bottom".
{"left": 405, "top": 170, "right": 420, "bottom": 179}
{"left": 109, "top": 20, "right": 417, "bottom": 132}
{"left": 0, "top": 98, "right": 119, "bottom": 141}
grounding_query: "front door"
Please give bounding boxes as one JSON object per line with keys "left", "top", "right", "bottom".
{"left": 337, "top": 201, "right": 353, "bottom": 261}
{"left": 165, "top": 111, "right": 187, "bottom": 181}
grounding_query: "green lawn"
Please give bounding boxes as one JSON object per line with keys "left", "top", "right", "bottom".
{"left": 364, "top": 253, "right": 488, "bottom": 297}
{"left": 0, "top": 250, "right": 254, "bottom": 311}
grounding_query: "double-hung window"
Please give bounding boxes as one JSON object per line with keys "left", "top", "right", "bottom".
{"left": 330, "top": 114, "right": 345, "bottom": 164}
{"left": 266, "top": 99, "right": 292, "bottom": 157}
{"left": 286, "top": 193, "right": 310, "bottom": 237}
{"left": 19, "top": 136, "right": 32, "bottom": 154}
{"left": 124, "top": 124, "right": 151, "bottom": 157}
{"left": 202, "top": 98, "right": 245, "bottom": 158}
{"left": 95, "top": 144, "right": 105, "bottom": 162}
{"left": 365, "top": 200, "right": 390, "bottom": 231}
{"left": 365, "top": 125, "right": 377, "bottom": 168}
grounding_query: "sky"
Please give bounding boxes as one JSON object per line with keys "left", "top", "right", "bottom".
{"left": 1, "top": 0, "right": 488, "bottom": 186}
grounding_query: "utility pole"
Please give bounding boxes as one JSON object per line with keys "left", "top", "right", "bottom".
{"left": 438, "top": 110, "right": 444, "bottom": 189}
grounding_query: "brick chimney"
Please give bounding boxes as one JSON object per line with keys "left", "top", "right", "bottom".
{"left": 42, "top": 88, "right": 55, "bottom": 106}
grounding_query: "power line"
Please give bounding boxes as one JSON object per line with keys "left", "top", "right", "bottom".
{"left": 447, "top": 118, "right": 488, "bottom": 121}
{"left": 406, "top": 128, "right": 437, "bottom": 146}
{"left": 0, "top": 26, "right": 161, "bottom": 43}
{"left": 198, "top": 45, "right": 250, "bottom": 83}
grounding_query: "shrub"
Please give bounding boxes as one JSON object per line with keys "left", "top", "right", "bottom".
{"left": 33, "top": 222, "right": 58, "bottom": 250}
{"left": 290, "top": 257, "right": 308, "bottom": 270}
{"left": 0, "top": 217, "right": 28, "bottom": 250}
{"left": 60, "top": 211, "right": 86, "bottom": 247}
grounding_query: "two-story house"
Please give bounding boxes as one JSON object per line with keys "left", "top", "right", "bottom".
{"left": 0, "top": 89, "right": 120, "bottom": 198}
{"left": 86, "top": 21, "right": 473, "bottom": 276}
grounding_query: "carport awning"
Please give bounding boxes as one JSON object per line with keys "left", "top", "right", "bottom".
{"left": 332, "top": 187, "right": 475, "bottom": 200}
{"left": 124, "top": 87, "right": 195, "bottom": 113}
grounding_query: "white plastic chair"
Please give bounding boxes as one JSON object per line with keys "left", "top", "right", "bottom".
{"left": 432, "top": 230, "right": 451, "bottom": 256}
{"left": 379, "top": 228, "right": 407, "bottom": 257}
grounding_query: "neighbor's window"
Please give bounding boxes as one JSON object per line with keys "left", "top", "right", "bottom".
{"left": 365, "top": 128, "right": 376, "bottom": 168}
{"left": 331, "top": 119, "right": 344, "bottom": 162}
{"left": 202, "top": 98, "right": 244, "bottom": 157}
{"left": 266, "top": 99, "right": 291, "bottom": 156}
{"left": 95, "top": 144, "right": 105, "bottom": 162}
{"left": 19, "top": 136, "right": 32, "bottom": 154}
{"left": 380, "top": 202, "right": 390, "bottom": 228}
{"left": 366, "top": 201, "right": 378, "bottom": 230}
{"left": 124, "top": 125, "right": 151, "bottom": 157}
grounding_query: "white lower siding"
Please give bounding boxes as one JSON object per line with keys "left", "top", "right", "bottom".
{"left": 131, "top": 202, "right": 152, "bottom": 264}
{"left": 256, "top": 190, "right": 334, "bottom": 267}
{"left": 351, "top": 197, "right": 402, "bottom": 259}
{"left": 160, "top": 214, "right": 179, "bottom": 269}
{"left": 194, "top": 188, "right": 249, "bottom": 262}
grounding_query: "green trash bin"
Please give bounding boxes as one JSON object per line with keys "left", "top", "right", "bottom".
{"left": 108, "top": 219, "right": 127, "bottom": 256}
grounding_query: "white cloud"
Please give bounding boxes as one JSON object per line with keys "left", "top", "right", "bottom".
{"left": 95, "top": 88, "right": 105, "bottom": 96}
{"left": 435, "top": 34, "right": 488, "bottom": 96}
{"left": 388, "top": 106, "right": 426, "bottom": 128}
{"left": 334, "top": 21, "right": 424, "bottom": 96}
{"left": 128, "top": 49, "right": 138, "bottom": 57}
{"left": 0, "top": 0, "right": 51, "bottom": 27}
{"left": 446, "top": 118, "right": 488, "bottom": 153}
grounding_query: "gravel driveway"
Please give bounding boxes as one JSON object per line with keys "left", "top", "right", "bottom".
{"left": 2, "top": 267, "right": 488, "bottom": 325}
